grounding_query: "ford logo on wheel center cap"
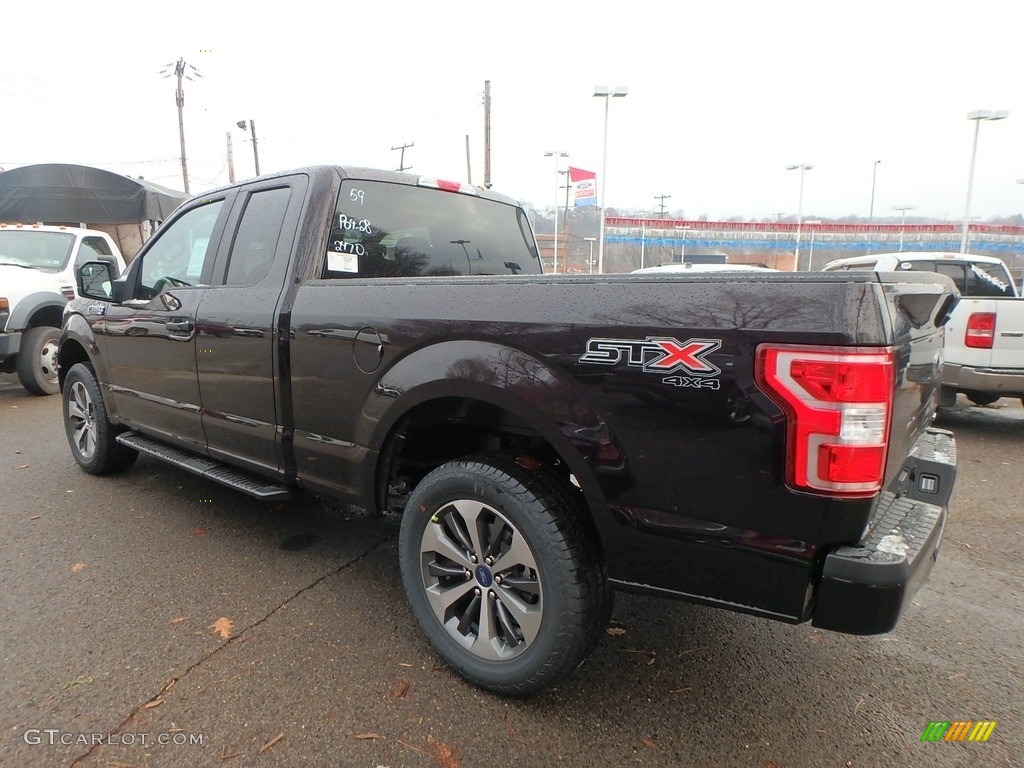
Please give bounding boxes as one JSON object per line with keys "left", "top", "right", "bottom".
{"left": 475, "top": 565, "right": 493, "bottom": 587}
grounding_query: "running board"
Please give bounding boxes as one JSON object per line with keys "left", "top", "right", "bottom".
{"left": 116, "top": 431, "right": 293, "bottom": 501}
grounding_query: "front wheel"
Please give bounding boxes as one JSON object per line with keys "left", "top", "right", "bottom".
{"left": 398, "top": 453, "right": 608, "bottom": 696}
{"left": 62, "top": 363, "right": 138, "bottom": 475}
{"left": 16, "top": 326, "right": 61, "bottom": 395}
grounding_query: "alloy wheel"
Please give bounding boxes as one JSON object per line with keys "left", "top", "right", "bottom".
{"left": 418, "top": 498, "right": 543, "bottom": 661}
{"left": 67, "top": 380, "right": 97, "bottom": 459}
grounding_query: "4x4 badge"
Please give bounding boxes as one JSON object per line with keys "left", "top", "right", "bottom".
{"left": 579, "top": 336, "right": 722, "bottom": 377}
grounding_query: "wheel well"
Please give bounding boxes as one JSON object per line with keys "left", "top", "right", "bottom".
{"left": 377, "top": 396, "right": 591, "bottom": 520}
{"left": 58, "top": 340, "right": 90, "bottom": 390}
{"left": 27, "top": 305, "right": 64, "bottom": 329}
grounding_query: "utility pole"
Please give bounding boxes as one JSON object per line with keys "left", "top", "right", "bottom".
{"left": 654, "top": 194, "right": 672, "bottom": 217}
{"left": 248, "top": 120, "right": 260, "bottom": 176}
{"left": 161, "top": 58, "right": 201, "bottom": 194}
{"left": 465, "top": 134, "right": 472, "bottom": 184}
{"left": 392, "top": 142, "right": 414, "bottom": 172}
{"left": 483, "top": 80, "right": 492, "bottom": 188}
{"left": 236, "top": 120, "right": 260, "bottom": 176}
{"left": 226, "top": 132, "right": 235, "bottom": 184}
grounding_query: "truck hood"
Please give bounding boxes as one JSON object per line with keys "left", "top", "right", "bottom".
{"left": 0, "top": 263, "right": 72, "bottom": 295}
{"left": 0, "top": 265, "right": 73, "bottom": 332}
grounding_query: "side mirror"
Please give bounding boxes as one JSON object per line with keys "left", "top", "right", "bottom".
{"left": 77, "top": 261, "right": 115, "bottom": 301}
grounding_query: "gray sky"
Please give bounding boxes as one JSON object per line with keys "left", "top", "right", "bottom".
{"left": 3, "top": 0, "right": 1023, "bottom": 221}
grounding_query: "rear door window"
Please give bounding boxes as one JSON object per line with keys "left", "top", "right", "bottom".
{"left": 223, "top": 187, "right": 292, "bottom": 286}
{"left": 902, "top": 261, "right": 966, "bottom": 293}
{"left": 322, "top": 180, "right": 541, "bottom": 278}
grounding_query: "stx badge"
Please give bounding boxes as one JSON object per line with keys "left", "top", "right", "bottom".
{"left": 579, "top": 337, "right": 722, "bottom": 377}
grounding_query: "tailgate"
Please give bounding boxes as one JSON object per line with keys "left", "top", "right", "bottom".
{"left": 989, "top": 297, "right": 1024, "bottom": 369}
{"left": 872, "top": 272, "right": 958, "bottom": 486}
{"left": 944, "top": 296, "right": 1024, "bottom": 373}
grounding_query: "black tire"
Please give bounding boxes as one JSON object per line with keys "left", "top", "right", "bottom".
{"left": 16, "top": 326, "right": 61, "bottom": 395}
{"left": 965, "top": 391, "right": 1001, "bottom": 406}
{"left": 398, "top": 453, "right": 609, "bottom": 696}
{"left": 62, "top": 363, "right": 138, "bottom": 475}
{"left": 936, "top": 386, "right": 957, "bottom": 409}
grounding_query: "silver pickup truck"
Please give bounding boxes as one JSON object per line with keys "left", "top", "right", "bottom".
{"left": 823, "top": 252, "right": 1024, "bottom": 407}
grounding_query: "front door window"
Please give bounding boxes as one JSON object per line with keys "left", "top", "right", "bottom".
{"left": 139, "top": 201, "right": 223, "bottom": 297}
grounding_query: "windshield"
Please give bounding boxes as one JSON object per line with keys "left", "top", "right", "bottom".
{"left": 323, "top": 180, "right": 542, "bottom": 278}
{"left": 0, "top": 231, "right": 76, "bottom": 271}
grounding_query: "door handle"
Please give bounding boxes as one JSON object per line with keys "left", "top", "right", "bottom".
{"left": 167, "top": 320, "right": 194, "bottom": 333}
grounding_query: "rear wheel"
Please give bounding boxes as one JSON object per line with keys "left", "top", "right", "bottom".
{"left": 16, "top": 326, "right": 61, "bottom": 395}
{"left": 398, "top": 453, "right": 608, "bottom": 696}
{"left": 63, "top": 363, "right": 138, "bottom": 475}
{"left": 965, "top": 391, "right": 1001, "bottom": 406}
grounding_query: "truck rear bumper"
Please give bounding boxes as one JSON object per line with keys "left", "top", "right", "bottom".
{"left": 812, "top": 428, "right": 956, "bottom": 635}
{"left": 942, "top": 362, "right": 1024, "bottom": 396}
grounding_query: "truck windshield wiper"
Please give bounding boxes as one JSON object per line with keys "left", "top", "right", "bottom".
{"left": 0, "top": 261, "right": 38, "bottom": 269}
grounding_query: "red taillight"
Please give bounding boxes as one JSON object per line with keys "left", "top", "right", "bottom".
{"left": 755, "top": 345, "right": 894, "bottom": 497}
{"left": 418, "top": 177, "right": 478, "bottom": 195}
{"left": 965, "top": 312, "right": 996, "bottom": 349}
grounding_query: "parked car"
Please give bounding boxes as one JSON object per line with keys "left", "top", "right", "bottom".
{"left": 822, "top": 252, "right": 1024, "bottom": 407}
{"left": 0, "top": 223, "right": 125, "bottom": 394}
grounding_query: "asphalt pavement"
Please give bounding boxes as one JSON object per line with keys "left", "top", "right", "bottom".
{"left": 1, "top": 372, "right": 1021, "bottom": 767}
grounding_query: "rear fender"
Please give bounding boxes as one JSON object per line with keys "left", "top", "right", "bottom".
{"left": 362, "top": 340, "right": 626, "bottom": 509}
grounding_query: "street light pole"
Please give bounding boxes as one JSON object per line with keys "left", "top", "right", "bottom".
{"left": 961, "top": 110, "right": 1008, "bottom": 254}
{"left": 892, "top": 205, "right": 916, "bottom": 252}
{"left": 868, "top": 159, "right": 882, "bottom": 223}
{"left": 675, "top": 225, "right": 690, "bottom": 262}
{"left": 786, "top": 164, "right": 813, "bottom": 270}
{"left": 1017, "top": 179, "right": 1024, "bottom": 294}
{"left": 594, "top": 85, "right": 628, "bottom": 274}
{"left": 544, "top": 150, "right": 568, "bottom": 274}
{"left": 640, "top": 223, "right": 646, "bottom": 270}
{"left": 805, "top": 220, "right": 822, "bottom": 269}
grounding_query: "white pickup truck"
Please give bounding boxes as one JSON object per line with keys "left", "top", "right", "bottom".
{"left": 823, "top": 251, "right": 1024, "bottom": 407}
{"left": 0, "top": 223, "right": 126, "bottom": 394}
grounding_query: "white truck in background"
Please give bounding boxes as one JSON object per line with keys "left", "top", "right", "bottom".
{"left": 822, "top": 251, "right": 1024, "bottom": 408}
{"left": 0, "top": 223, "right": 126, "bottom": 394}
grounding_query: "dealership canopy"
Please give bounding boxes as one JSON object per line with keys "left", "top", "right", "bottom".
{"left": 0, "top": 163, "right": 187, "bottom": 224}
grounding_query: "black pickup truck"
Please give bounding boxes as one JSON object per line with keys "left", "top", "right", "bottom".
{"left": 59, "top": 166, "right": 958, "bottom": 695}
